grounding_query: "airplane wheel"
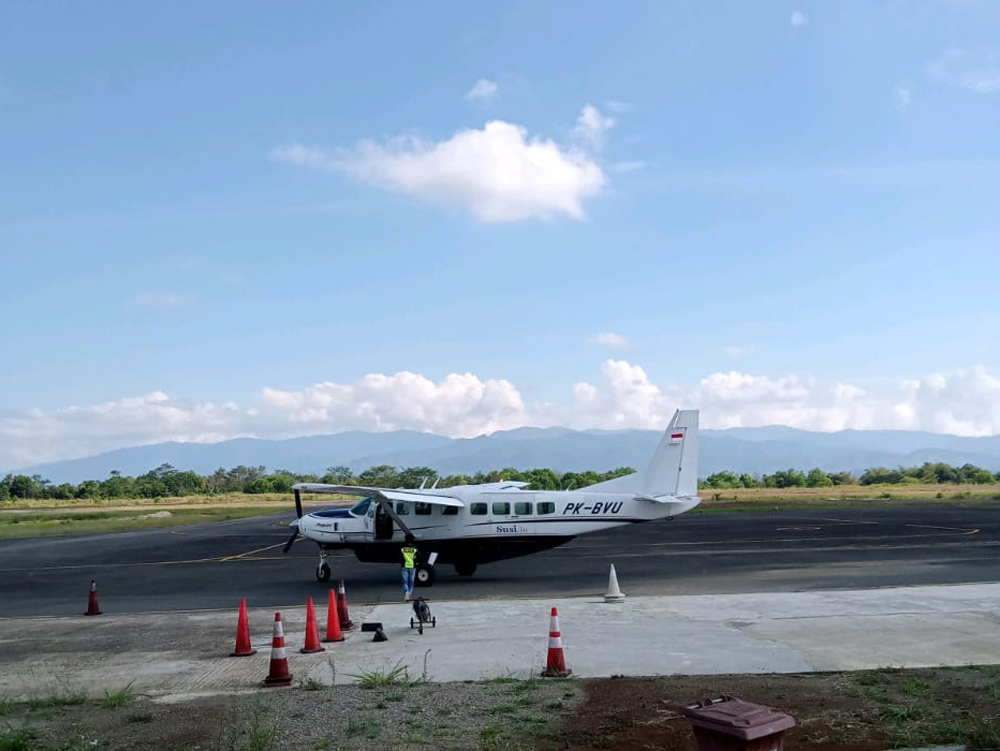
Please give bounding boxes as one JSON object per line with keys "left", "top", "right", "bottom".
{"left": 454, "top": 559, "right": 477, "bottom": 577}
{"left": 410, "top": 618, "right": 415, "bottom": 628}
{"left": 432, "top": 617, "right": 436, "bottom": 627}
{"left": 415, "top": 563, "right": 436, "bottom": 587}
{"left": 316, "top": 563, "right": 331, "bottom": 582}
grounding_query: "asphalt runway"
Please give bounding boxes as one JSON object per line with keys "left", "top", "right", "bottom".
{"left": 0, "top": 506, "right": 998, "bottom": 618}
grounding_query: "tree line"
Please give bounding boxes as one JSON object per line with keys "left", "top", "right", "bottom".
{"left": 1, "top": 460, "right": 997, "bottom": 502}
{"left": 0, "top": 464, "right": 637, "bottom": 501}
{"left": 703, "top": 462, "right": 1000, "bottom": 489}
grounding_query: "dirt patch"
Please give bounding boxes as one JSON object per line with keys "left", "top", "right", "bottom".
{"left": 547, "top": 667, "right": 1000, "bottom": 751}
{"left": 3, "top": 668, "right": 999, "bottom": 750}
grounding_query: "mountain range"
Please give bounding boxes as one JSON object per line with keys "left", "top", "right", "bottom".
{"left": 9, "top": 426, "right": 1000, "bottom": 484}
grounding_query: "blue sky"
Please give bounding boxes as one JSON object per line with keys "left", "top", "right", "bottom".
{"left": 2, "top": 1, "right": 999, "bottom": 467}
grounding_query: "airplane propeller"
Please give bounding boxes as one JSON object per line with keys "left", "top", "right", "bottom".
{"left": 283, "top": 488, "right": 304, "bottom": 554}
{"left": 282, "top": 519, "right": 300, "bottom": 554}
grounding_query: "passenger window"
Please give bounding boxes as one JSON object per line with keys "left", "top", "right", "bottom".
{"left": 442, "top": 506, "right": 458, "bottom": 515}
{"left": 470, "top": 502, "right": 487, "bottom": 516}
{"left": 514, "top": 501, "right": 532, "bottom": 516}
{"left": 414, "top": 502, "right": 432, "bottom": 515}
{"left": 537, "top": 501, "right": 555, "bottom": 515}
{"left": 395, "top": 502, "right": 410, "bottom": 515}
{"left": 492, "top": 501, "right": 510, "bottom": 516}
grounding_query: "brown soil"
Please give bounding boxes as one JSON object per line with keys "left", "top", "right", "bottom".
{"left": 546, "top": 668, "right": 1000, "bottom": 751}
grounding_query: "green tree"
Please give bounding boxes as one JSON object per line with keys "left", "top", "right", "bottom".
{"left": 805, "top": 468, "right": 833, "bottom": 488}
{"left": 322, "top": 466, "right": 355, "bottom": 485}
{"left": 358, "top": 465, "right": 399, "bottom": 487}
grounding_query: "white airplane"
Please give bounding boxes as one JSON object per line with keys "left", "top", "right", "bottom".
{"left": 284, "top": 410, "right": 700, "bottom": 587}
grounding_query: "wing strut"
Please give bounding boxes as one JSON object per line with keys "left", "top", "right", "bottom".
{"left": 375, "top": 496, "right": 414, "bottom": 537}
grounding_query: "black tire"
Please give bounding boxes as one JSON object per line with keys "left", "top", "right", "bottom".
{"left": 454, "top": 559, "right": 477, "bottom": 577}
{"left": 432, "top": 617, "right": 436, "bottom": 627}
{"left": 414, "top": 563, "right": 436, "bottom": 587}
{"left": 410, "top": 618, "right": 415, "bottom": 628}
{"left": 316, "top": 562, "right": 331, "bottom": 582}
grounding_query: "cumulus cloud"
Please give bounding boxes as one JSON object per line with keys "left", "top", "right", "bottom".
{"left": 572, "top": 105, "right": 615, "bottom": 150}
{"left": 928, "top": 49, "right": 1000, "bottom": 93}
{"left": 465, "top": 78, "right": 498, "bottom": 102}
{"left": 790, "top": 10, "right": 808, "bottom": 27}
{"left": 589, "top": 332, "right": 631, "bottom": 349}
{"left": 272, "top": 119, "right": 606, "bottom": 223}
{"left": 5, "top": 364, "right": 1000, "bottom": 469}
{"left": 260, "top": 372, "right": 526, "bottom": 438}
{"left": 0, "top": 393, "right": 246, "bottom": 469}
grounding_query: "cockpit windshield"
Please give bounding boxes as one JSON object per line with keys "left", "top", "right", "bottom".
{"left": 349, "top": 498, "right": 372, "bottom": 516}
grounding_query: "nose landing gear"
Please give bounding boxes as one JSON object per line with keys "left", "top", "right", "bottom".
{"left": 316, "top": 551, "right": 331, "bottom": 582}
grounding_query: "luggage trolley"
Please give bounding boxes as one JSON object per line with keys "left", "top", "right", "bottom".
{"left": 409, "top": 597, "right": 436, "bottom": 635}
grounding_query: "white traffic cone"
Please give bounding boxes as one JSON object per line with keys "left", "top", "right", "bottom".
{"left": 604, "top": 563, "right": 625, "bottom": 603}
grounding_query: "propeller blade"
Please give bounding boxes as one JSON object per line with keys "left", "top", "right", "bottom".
{"left": 293, "top": 489, "right": 303, "bottom": 518}
{"left": 282, "top": 527, "right": 300, "bottom": 554}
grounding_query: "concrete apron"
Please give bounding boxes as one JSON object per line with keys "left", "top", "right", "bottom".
{"left": 0, "top": 583, "right": 998, "bottom": 702}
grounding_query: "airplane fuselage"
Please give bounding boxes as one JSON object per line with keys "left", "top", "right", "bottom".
{"left": 296, "top": 483, "right": 699, "bottom": 566}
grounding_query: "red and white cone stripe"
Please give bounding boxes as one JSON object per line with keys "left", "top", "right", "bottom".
{"left": 263, "top": 612, "right": 293, "bottom": 686}
{"left": 542, "top": 606, "right": 571, "bottom": 677}
{"left": 271, "top": 617, "right": 286, "bottom": 659}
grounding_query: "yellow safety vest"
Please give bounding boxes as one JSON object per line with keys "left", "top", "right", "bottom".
{"left": 401, "top": 547, "right": 417, "bottom": 568}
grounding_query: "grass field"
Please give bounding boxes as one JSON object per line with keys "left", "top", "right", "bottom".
{"left": 695, "top": 482, "right": 1000, "bottom": 512}
{"left": 0, "top": 506, "right": 282, "bottom": 539}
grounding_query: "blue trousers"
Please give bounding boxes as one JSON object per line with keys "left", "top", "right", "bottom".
{"left": 401, "top": 567, "right": 415, "bottom": 594}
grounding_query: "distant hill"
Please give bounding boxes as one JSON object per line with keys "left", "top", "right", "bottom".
{"left": 9, "top": 425, "right": 1000, "bottom": 484}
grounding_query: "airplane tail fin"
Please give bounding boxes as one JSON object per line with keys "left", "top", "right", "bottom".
{"left": 582, "top": 409, "right": 699, "bottom": 497}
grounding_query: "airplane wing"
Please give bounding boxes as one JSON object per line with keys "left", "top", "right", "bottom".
{"left": 292, "top": 483, "right": 465, "bottom": 508}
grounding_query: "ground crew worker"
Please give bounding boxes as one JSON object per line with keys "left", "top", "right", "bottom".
{"left": 400, "top": 534, "right": 418, "bottom": 600}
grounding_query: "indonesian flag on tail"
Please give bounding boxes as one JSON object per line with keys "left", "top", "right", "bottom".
{"left": 670, "top": 431, "right": 684, "bottom": 443}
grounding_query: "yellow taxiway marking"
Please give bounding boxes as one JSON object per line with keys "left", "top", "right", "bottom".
{"left": 219, "top": 541, "right": 288, "bottom": 561}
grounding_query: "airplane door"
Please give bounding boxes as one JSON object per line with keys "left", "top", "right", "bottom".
{"left": 375, "top": 503, "right": 393, "bottom": 540}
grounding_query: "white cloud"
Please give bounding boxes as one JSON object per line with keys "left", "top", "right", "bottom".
{"left": 272, "top": 119, "right": 606, "bottom": 223}
{"left": 893, "top": 85, "right": 912, "bottom": 110}
{"left": 6, "top": 364, "right": 1000, "bottom": 469}
{"left": 465, "top": 78, "right": 498, "bottom": 103}
{"left": 0, "top": 393, "right": 246, "bottom": 469}
{"left": 724, "top": 345, "right": 754, "bottom": 358}
{"left": 928, "top": 49, "right": 1000, "bottom": 93}
{"left": 790, "top": 10, "right": 808, "bottom": 28}
{"left": 133, "top": 291, "right": 193, "bottom": 308}
{"left": 260, "top": 372, "right": 526, "bottom": 438}
{"left": 572, "top": 105, "right": 615, "bottom": 150}
{"left": 589, "top": 332, "right": 631, "bottom": 349}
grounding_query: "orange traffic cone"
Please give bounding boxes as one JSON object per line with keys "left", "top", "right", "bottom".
{"left": 300, "top": 597, "right": 326, "bottom": 654}
{"left": 323, "top": 589, "right": 345, "bottom": 643}
{"left": 541, "top": 606, "right": 572, "bottom": 677}
{"left": 230, "top": 599, "right": 257, "bottom": 657}
{"left": 337, "top": 579, "right": 354, "bottom": 630}
{"left": 84, "top": 579, "right": 102, "bottom": 616}
{"left": 263, "top": 612, "right": 293, "bottom": 687}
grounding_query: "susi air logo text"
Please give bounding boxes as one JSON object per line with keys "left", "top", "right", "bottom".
{"left": 495, "top": 524, "right": 526, "bottom": 534}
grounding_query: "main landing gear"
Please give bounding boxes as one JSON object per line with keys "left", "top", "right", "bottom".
{"left": 454, "top": 559, "right": 477, "bottom": 577}
{"left": 316, "top": 550, "right": 331, "bottom": 582}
